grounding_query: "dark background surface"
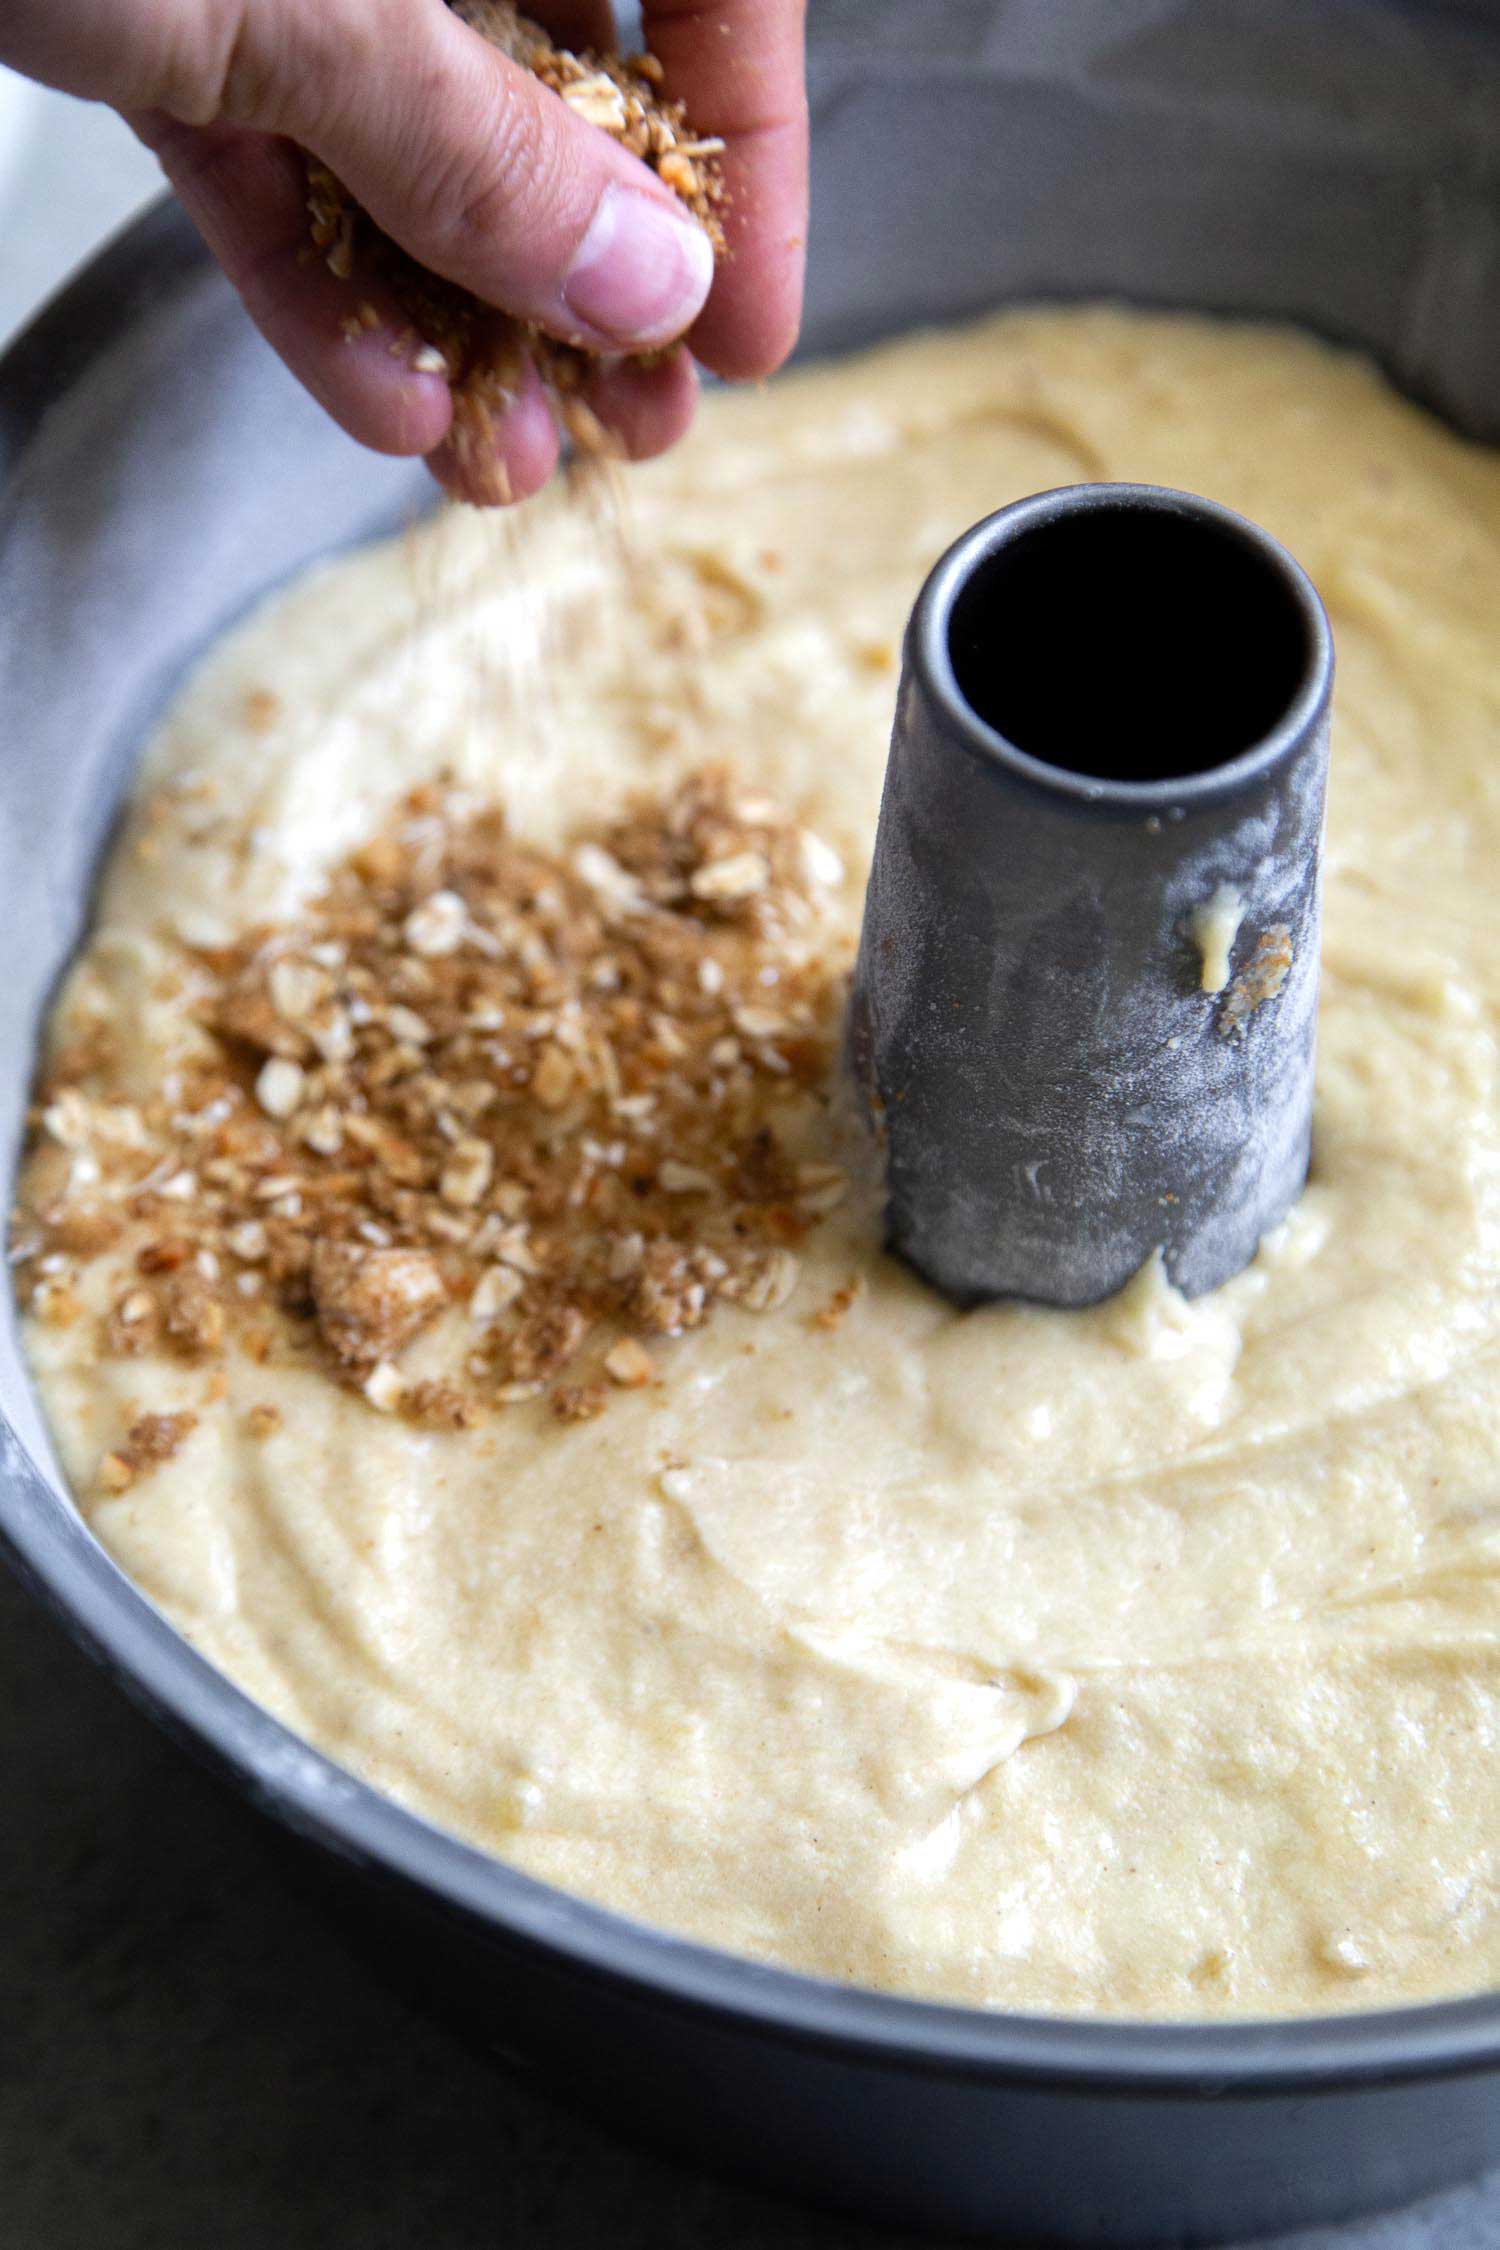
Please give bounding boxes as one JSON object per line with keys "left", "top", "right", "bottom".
{"left": 4, "top": 1567, "right": 1499, "bottom": 2250}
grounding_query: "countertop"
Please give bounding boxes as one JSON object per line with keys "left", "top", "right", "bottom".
{"left": 2, "top": 72, "right": 1498, "bottom": 2250}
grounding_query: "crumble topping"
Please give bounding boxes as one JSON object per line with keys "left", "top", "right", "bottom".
{"left": 98, "top": 1410, "right": 199, "bottom": 1495}
{"left": 14, "top": 769, "right": 853, "bottom": 1446}
{"left": 1220, "top": 926, "right": 1294, "bottom": 1037}
{"left": 306, "top": 2, "right": 726, "bottom": 495}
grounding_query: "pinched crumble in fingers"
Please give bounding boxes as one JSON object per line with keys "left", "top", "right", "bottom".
{"left": 305, "top": 1, "right": 726, "bottom": 485}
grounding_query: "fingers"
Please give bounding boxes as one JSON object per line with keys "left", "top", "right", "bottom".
{"left": 424, "top": 354, "right": 560, "bottom": 507}
{"left": 584, "top": 347, "right": 700, "bottom": 461}
{"left": 426, "top": 347, "right": 698, "bottom": 505}
{"left": 229, "top": 0, "right": 715, "bottom": 357}
{"left": 132, "top": 100, "right": 694, "bottom": 508}
{"left": 642, "top": 0, "right": 808, "bottom": 379}
{"left": 129, "top": 110, "right": 453, "bottom": 460}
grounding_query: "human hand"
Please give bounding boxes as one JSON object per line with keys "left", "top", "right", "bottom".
{"left": 4, "top": 0, "right": 808, "bottom": 501}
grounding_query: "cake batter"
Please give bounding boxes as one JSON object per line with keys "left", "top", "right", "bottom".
{"left": 16, "top": 307, "right": 1500, "bottom": 2019}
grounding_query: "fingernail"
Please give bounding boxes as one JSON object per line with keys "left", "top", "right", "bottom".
{"left": 562, "top": 186, "right": 714, "bottom": 347}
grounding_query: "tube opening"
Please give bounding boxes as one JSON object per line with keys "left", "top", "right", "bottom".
{"left": 946, "top": 494, "right": 1317, "bottom": 785}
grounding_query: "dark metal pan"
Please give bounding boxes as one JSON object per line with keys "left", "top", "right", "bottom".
{"left": 4, "top": 5, "right": 1500, "bottom": 2238}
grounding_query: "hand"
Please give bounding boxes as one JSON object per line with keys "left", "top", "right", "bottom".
{"left": 3, "top": 0, "right": 808, "bottom": 502}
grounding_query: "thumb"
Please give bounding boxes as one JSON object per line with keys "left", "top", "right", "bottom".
{"left": 229, "top": 0, "right": 716, "bottom": 352}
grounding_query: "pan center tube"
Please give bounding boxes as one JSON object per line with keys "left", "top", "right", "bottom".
{"left": 849, "top": 483, "right": 1334, "bottom": 1308}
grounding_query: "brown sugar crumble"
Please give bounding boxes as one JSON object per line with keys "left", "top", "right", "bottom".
{"left": 14, "top": 768, "right": 853, "bottom": 1436}
{"left": 1220, "top": 926, "right": 1294, "bottom": 1039}
{"left": 306, "top": 1, "right": 727, "bottom": 497}
{"left": 97, "top": 1409, "right": 198, "bottom": 1495}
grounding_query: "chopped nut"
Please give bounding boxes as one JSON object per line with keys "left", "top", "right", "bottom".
{"left": 312, "top": 1241, "right": 447, "bottom": 1367}
{"left": 137, "top": 1236, "right": 192, "bottom": 1274}
{"left": 386, "top": 1005, "right": 433, "bottom": 1046}
{"left": 302, "top": 1105, "right": 344, "bottom": 1157}
{"left": 553, "top": 1380, "right": 607, "bottom": 1423}
{"left": 403, "top": 890, "right": 468, "bottom": 957}
{"left": 125, "top": 1409, "right": 198, "bottom": 1466}
{"left": 269, "top": 958, "right": 328, "bottom": 1022}
{"left": 509, "top": 1301, "right": 588, "bottom": 1381}
{"left": 32, "top": 1278, "right": 80, "bottom": 1327}
{"left": 796, "top": 1163, "right": 849, "bottom": 1215}
{"left": 363, "top": 1360, "right": 406, "bottom": 1412}
{"left": 42, "top": 1089, "right": 91, "bottom": 1147}
{"left": 658, "top": 1159, "right": 715, "bottom": 1194}
{"left": 690, "top": 850, "right": 769, "bottom": 904}
{"left": 531, "top": 1045, "right": 575, "bottom": 1110}
{"left": 161, "top": 1272, "right": 226, "bottom": 1360}
{"left": 562, "top": 73, "right": 629, "bottom": 129}
{"left": 440, "top": 1137, "right": 494, "bottom": 1208}
{"left": 402, "top": 1379, "right": 483, "bottom": 1430}
{"left": 99, "top": 1409, "right": 198, "bottom": 1493}
{"left": 572, "top": 843, "right": 644, "bottom": 914}
{"left": 255, "top": 1056, "right": 306, "bottom": 1119}
{"left": 656, "top": 149, "right": 701, "bottom": 199}
{"left": 471, "top": 1266, "right": 524, "bottom": 1320}
{"left": 741, "top": 1248, "right": 800, "bottom": 1313}
{"left": 733, "top": 1005, "right": 791, "bottom": 1040}
{"left": 493, "top": 1224, "right": 543, "bottom": 1275}
{"left": 604, "top": 1337, "right": 655, "bottom": 1387}
{"left": 245, "top": 1402, "right": 283, "bottom": 1439}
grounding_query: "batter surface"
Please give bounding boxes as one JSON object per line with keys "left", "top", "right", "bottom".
{"left": 18, "top": 309, "right": 1500, "bottom": 2018}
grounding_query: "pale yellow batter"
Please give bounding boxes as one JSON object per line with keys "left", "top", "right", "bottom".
{"left": 19, "top": 308, "right": 1500, "bottom": 2019}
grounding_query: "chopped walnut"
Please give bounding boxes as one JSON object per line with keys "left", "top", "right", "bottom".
{"left": 311, "top": 1242, "right": 448, "bottom": 1369}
